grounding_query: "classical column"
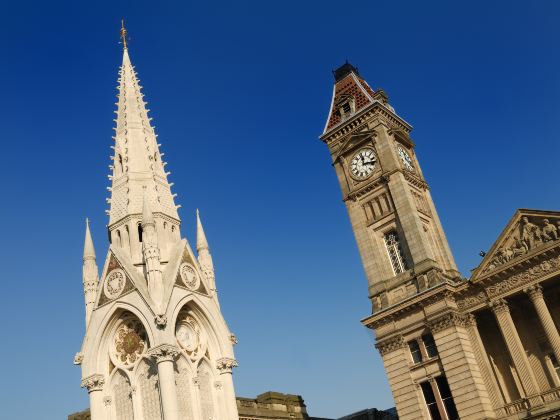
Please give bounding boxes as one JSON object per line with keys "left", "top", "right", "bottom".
{"left": 81, "top": 374, "right": 105, "bottom": 420}
{"left": 525, "top": 284, "right": 560, "bottom": 363}
{"left": 149, "top": 344, "right": 180, "bottom": 420}
{"left": 216, "top": 357, "right": 240, "bottom": 420}
{"left": 490, "top": 299, "right": 540, "bottom": 397}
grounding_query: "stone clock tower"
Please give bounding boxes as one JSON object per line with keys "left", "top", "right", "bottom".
{"left": 320, "top": 62, "right": 460, "bottom": 312}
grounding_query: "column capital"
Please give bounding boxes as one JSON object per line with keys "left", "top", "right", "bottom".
{"left": 524, "top": 284, "right": 543, "bottom": 301}
{"left": 428, "top": 312, "right": 472, "bottom": 334}
{"left": 490, "top": 298, "right": 509, "bottom": 314}
{"left": 375, "top": 335, "right": 406, "bottom": 356}
{"left": 216, "top": 357, "right": 238, "bottom": 374}
{"left": 148, "top": 344, "right": 180, "bottom": 363}
{"left": 81, "top": 374, "right": 105, "bottom": 393}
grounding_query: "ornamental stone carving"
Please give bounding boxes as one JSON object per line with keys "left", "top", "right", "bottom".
{"left": 524, "top": 284, "right": 544, "bottom": 301}
{"left": 104, "top": 268, "right": 126, "bottom": 299}
{"left": 482, "top": 216, "right": 560, "bottom": 274}
{"left": 486, "top": 255, "right": 560, "bottom": 297}
{"left": 73, "top": 352, "right": 84, "bottom": 365}
{"left": 111, "top": 317, "right": 148, "bottom": 368}
{"left": 457, "top": 291, "right": 487, "bottom": 311}
{"left": 154, "top": 314, "right": 167, "bottom": 329}
{"left": 179, "top": 263, "right": 200, "bottom": 290}
{"left": 81, "top": 374, "right": 105, "bottom": 393}
{"left": 148, "top": 344, "right": 180, "bottom": 363}
{"left": 216, "top": 357, "right": 238, "bottom": 374}
{"left": 230, "top": 333, "right": 238, "bottom": 346}
{"left": 103, "top": 396, "right": 112, "bottom": 407}
{"left": 375, "top": 335, "right": 406, "bottom": 356}
{"left": 428, "top": 312, "right": 473, "bottom": 334}
{"left": 489, "top": 298, "right": 509, "bottom": 314}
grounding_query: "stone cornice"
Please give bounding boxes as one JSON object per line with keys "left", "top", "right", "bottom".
{"left": 375, "top": 335, "right": 406, "bottom": 356}
{"left": 109, "top": 211, "right": 181, "bottom": 230}
{"left": 216, "top": 357, "right": 238, "bottom": 374}
{"left": 428, "top": 312, "right": 474, "bottom": 334}
{"left": 81, "top": 374, "right": 105, "bottom": 393}
{"left": 148, "top": 344, "right": 180, "bottom": 363}
{"left": 321, "top": 102, "right": 412, "bottom": 146}
{"left": 363, "top": 282, "right": 459, "bottom": 330}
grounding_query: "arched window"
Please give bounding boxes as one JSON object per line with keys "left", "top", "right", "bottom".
{"left": 112, "top": 370, "right": 134, "bottom": 420}
{"left": 118, "top": 154, "right": 124, "bottom": 174}
{"left": 138, "top": 224, "right": 143, "bottom": 243}
{"left": 137, "top": 358, "right": 163, "bottom": 420}
{"left": 116, "top": 229, "right": 122, "bottom": 248}
{"left": 384, "top": 230, "right": 408, "bottom": 275}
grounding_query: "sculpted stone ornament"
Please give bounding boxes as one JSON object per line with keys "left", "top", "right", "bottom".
{"left": 81, "top": 374, "right": 105, "bottom": 393}
{"left": 103, "top": 269, "right": 127, "bottom": 299}
{"left": 216, "top": 357, "right": 238, "bottom": 374}
{"left": 229, "top": 333, "right": 238, "bottom": 346}
{"left": 179, "top": 262, "right": 200, "bottom": 290}
{"left": 103, "top": 396, "right": 112, "bottom": 407}
{"left": 74, "top": 352, "right": 84, "bottom": 365}
{"left": 148, "top": 344, "right": 180, "bottom": 363}
{"left": 375, "top": 335, "right": 406, "bottom": 356}
{"left": 483, "top": 216, "right": 560, "bottom": 274}
{"left": 155, "top": 314, "right": 167, "bottom": 329}
{"left": 111, "top": 317, "right": 148, "bottom": 367}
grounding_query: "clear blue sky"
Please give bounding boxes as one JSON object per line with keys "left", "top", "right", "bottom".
{"left": 1, "top": 1, "right": 559, "bottom": 419}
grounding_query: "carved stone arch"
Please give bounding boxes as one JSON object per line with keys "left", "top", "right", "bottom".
{"left": 196, "top": 358, "right": 219, "bottom": 420}
{"left": 94, "top": 304, "right": 155, "bottom": 376}
{"left": 109, "top": 368, "right": 134, "bottom": 420}
{"left": 175, "top": 354, "right": 196, "bottom": 420}
{"left": 170, "top": 296, "right": 231, "bottom": 359}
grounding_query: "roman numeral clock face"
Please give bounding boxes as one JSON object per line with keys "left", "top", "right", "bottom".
{"left": 350, "top": 148, "right": 377, "bottom": 180}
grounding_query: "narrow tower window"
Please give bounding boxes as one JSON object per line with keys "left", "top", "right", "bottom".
{"left": 138, "top": 224, "right": 143, "bottom": 243}
{"left": 116, "top": 229, "right": 122, "bottom": 247}
{"left": 384, "top": 230, "right": 408, "bottom": 275}
{"left": 118, "top": 154, "right": 124, "bottom": 174}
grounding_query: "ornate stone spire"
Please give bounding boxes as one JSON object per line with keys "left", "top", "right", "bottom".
{"left": 196, "top": 210, "right": 216, "bottom": 298}
{"left": 82, "top": 219, "right": 99, "bottom": 326}
{"left": 107, "top": 29, "right": 180, "bottom": 263}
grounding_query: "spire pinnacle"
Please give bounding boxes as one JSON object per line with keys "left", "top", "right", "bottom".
{"left": 83, "top": 218, "right": 96, "bottom": 260}
{"left": 196, "top": 209, "right": 209, "bottom": 252}
{"left": 120, "top": 19, "right": 128, "bottom": 50}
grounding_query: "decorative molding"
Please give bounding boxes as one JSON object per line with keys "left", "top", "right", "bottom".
{"left": 457, "top": 291, "right": 487, "bottom": 311}
{"left": 148, "top": 344, "right": 180, "bottom": 363}
{"left": 154, "top": 314, "right": 167, "bottom": 329}
{"left": 375, "top": 335, "right": 406, "bottom": 356}
{"left": 73, "top": 352, "right": 84, "bottom": 365}
{"left": 428, "top": 312, "right": 473, "bottom": 334}
{"left": 489, "top": 298, "right": 509, "bottom": 315}
{"left": 103, "top": 396, "right": 112, "bottom": 407}
{"left": 524, "top": 284, "right": 544, "bottom": 301}
{"left": 216, "top": 357, "right": 238, "bottom": 374}
{"left": 486, "top": 255, "right": 560, "bottom": 298}
{"left": 81, "top": 374, "right": 105, "bottom": 393}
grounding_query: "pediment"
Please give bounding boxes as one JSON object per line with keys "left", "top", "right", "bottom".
{"left": 473, "top": 209, "right": 560, "bottom": 279}
{"left": 162, "top": 240, "right": 210, "bottom": 309}
{"left": 95, "top": 246, "right": 155, "bottom": 310}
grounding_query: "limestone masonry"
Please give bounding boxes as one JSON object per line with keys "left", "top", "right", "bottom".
{"left": 320, "top": 61, "right": 560, "bottom": 419}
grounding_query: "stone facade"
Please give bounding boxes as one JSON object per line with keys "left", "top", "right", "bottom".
{"left": 320, "top": 62, "right": 560, "bottom": 419}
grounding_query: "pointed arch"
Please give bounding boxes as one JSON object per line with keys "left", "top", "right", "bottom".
{"left": 136, "top": 357, "right": 163, "bottom": 420}
{"left": 197, "top": 358, "right": 216, "bottom": 420}
{"left": 175, "top": 355, "right": 196, "bottom": 420}
{"left": 111, "top": 369, "right": 134, "bottom": 420}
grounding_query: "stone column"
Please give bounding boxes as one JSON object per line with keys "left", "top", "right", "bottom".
{"left": 525, "top": 284, "right": 560, "bottom": 363}
{"left": 216, "top": 357, "right": 240, "bottom": 420}
{"left": 149, "top": 344, "right": 180, "bottom": 420}
{"left": 103, "top": 396, "right": 113, "bottom": 420}
{"left": 81, "top": 374, "right": 105, "bottom": 420}
{"left": 490, "top": 299, "right": 540, "bottom": 397}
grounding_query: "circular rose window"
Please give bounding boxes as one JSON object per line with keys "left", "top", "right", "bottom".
{"left": 179, "top": 263, "right": 200, "bottom": 290}
{"left": 104, "top": 269, "right": 126, "bottom": 299}
{"left": 110, "top": 317, "right": 148, "bottom": 367}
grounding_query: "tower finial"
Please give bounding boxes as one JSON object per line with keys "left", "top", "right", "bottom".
{"left": 120, "top": 19, "right": 128, "bottom": 50}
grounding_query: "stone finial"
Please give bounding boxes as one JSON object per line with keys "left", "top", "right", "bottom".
{"left": 196, "top": 209, "right": 210, "bottom": 252}
{"left": 83, "top": 218, "right": 96, "bottom": 261}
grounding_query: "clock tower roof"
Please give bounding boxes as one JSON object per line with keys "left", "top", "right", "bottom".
{"left": 323, "top": 62, "right": 378, "bottom": 135}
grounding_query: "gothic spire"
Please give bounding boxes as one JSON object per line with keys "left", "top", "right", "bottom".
{"left": 196, "top": 209, "right": 209, "bottom": 252}
{"left": 83, "top": 218, "right": 96, "bottom": 260}
{"left": 82, "top": 219, "right": 99, "bottom": 326}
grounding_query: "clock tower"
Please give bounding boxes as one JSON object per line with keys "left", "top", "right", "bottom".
{"left": 320, "top": 61, "right": 460, "bottom": 313}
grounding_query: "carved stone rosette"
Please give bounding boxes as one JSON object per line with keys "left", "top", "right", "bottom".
{"left": 375, "top": 335, "right": 406, "bottom": 356}
{"left": 148, "top": 344, "right": 180, "bottom": 364}
{"left": 81, "top": 374, "right": 105, "bottom": 393}
{"left": 428, "top": 312, "right": 473, "bottom": 334}
{"left": 216, "top": 357, "right": 238, "bottom": 374}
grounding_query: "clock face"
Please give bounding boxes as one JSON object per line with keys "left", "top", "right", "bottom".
{"left": 397, "top": 146, "right": 414, "bottom": 171}
{"left": 350, "top": 148, "right": 377, "bottom": 179}
{"left": 176, "top": 323, "right": 198, "bottom": 351}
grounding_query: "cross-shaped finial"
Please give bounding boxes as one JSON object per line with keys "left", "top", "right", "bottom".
{"left": 120, "top": 19, "right": 128, "bottom": 50}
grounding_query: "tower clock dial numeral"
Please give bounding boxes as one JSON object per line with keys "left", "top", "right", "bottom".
{"left": 350, "top": 148, "right": 377, "bottom": 180}
{"left": 397, "top": 146, "right": 414, "bottom": 171}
